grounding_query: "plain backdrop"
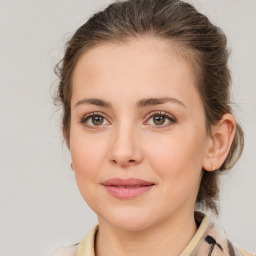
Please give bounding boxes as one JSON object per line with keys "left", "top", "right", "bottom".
{"left": 0, "top": 0, "right": 255, "bottom": 255}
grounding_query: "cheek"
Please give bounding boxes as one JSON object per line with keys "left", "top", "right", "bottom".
{"left": 70, "top": 128, "right": 107, "bottom": 174}
{"left": 145, "top": 127, "right": 206, "bottom": 188}
{"left": 145, "top": 136, "right": 203, "bottom": 212}
{"left": 69, "top": 129, "right": 109, "bottom": 203}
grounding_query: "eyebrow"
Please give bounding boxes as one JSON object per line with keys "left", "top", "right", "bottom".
{"left": 74, "top": 97, "right": 187, "bottom": 108}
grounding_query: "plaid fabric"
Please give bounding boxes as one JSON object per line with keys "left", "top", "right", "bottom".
{"left": 183, "top": 212, "right": 255, "bottom": 256}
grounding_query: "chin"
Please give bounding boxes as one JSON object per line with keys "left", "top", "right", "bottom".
{"left": 98, "top": 207, "right": 154, "bottom": 231}
{"left": 110, "top": 218, "right": 152, "bottom": 232}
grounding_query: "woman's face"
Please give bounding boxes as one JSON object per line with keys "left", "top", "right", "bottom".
{"left": 70, "top": 37, "right": 211, "bottom": 231}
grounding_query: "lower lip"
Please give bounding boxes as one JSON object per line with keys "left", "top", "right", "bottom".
{"left": 103, "top": 185, "right": 154, "bottom": 199}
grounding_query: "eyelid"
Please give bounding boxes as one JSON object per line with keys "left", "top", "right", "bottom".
{"left": 145, "top": 110, "right": 176, "bottom": 122}
{"left": 81, "top": 111, "right": 110, "bottom": 121}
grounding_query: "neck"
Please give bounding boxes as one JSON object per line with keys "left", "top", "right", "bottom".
{"left": 95, "top": 212, "right": 197, "bottom": 256}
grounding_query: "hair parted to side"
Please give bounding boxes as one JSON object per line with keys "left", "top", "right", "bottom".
{"left": 54, "top": 0, "right": 244, "bottom": 214}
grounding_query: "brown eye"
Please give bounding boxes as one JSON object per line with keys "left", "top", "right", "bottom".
{"left": 153, "top": 115, "right": 165, "bottom": 125}
{"left": 81, "top": 112, "right": 110, "bottom": 129}
{"left": 92, "top": 116, "right": 104, "bottom": 126}
{"left": 145, "top": 111, "right": 177, "bottom": 128}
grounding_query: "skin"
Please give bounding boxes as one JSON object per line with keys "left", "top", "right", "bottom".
{"left": 68, "top": 37, "right": 236, "bottom": 256}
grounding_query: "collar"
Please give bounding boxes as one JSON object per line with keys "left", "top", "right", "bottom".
{"left": 77, "top": 212, "right": 247, "bottom": 256}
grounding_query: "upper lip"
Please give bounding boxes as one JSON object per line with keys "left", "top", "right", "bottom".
{"left": 102, "top": 178, "right": 155, "bottom": 186}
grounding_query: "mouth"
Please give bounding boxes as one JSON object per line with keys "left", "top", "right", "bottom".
{"left": 101, "top": 178, "right": 155, "bottom": 199}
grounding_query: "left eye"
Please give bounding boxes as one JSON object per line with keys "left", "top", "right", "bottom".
{"left": 146, "top": 112, "right": 176, "bottom": 127}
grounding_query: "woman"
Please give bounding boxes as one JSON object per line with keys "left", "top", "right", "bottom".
{"left": 53, "top": 0, "right": 255, "bottom": 255}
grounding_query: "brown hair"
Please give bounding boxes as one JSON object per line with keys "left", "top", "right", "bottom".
{"left": 55, "top": 0, "right": 244, "bottom": 214}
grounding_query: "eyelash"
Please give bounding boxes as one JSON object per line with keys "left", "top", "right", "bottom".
{"left": 80, "top": 111, "right": 177, "bottom": 130}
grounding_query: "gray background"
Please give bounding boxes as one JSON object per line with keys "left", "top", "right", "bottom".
{"left": 0, "top": 0, "right": 255, "bottom": 255}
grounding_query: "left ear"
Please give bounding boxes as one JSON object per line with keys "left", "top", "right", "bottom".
{"left": 202, "top": 113, "right": 236, "bottom": 171}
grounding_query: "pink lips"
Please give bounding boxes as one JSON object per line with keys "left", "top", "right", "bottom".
{"left": 102, "top": 178, "right": 155, "bottom": 199}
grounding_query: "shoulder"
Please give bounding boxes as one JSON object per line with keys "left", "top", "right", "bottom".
{"left": 51, "top": 244, "right": 79, "bottom": 256}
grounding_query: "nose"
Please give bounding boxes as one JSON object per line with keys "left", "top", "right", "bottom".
{"left": 109, "top": 124, "right": 143, "bottom": 168}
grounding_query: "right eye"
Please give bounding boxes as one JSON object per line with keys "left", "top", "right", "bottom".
{"left": 80, "top": 112, "right": 110, "bottom": 129}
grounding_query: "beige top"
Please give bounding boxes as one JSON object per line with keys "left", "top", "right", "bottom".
{"left": 52, "top": 212, "right": 255, "bottom": 256}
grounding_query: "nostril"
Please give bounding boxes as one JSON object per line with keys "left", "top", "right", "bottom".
{"left": 111, "top": 158, "right": 137, "bottom": 167}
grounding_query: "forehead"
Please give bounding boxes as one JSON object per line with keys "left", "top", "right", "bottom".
{"left": 71, "top": 37, "right": 202, "bottom": 109}
{"left": 73, "top": 36, "right": 196, "bottom": 81}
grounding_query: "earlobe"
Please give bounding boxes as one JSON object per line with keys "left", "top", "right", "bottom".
{"left": 203, "top": 113, "right": 236, "bottom": 172}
